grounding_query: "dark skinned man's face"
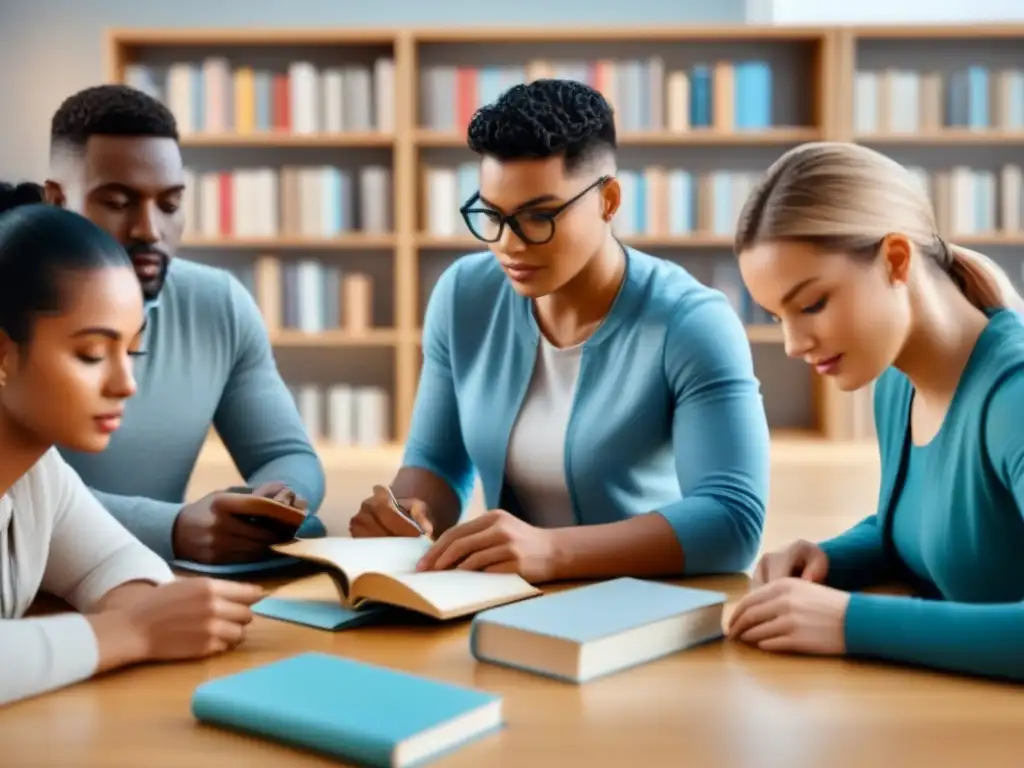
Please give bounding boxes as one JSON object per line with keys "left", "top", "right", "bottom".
{"left": 46, "top": 135, "right": 186, "bottom": 301}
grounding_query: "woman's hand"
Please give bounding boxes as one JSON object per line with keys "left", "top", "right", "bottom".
{"left": 90, "top": 577, "right": 265, "bottom": 672}
{"left": 752, "top": 539, "right": 830, "bottom": 585}
{"left": 415, "top": 509, "right": 557, "bottom": 583}
{"left": 349, "top": 485, "right": 433, "bottom": 538}
{"left": 726, "top": 577, "right": 851, "bottom": 655}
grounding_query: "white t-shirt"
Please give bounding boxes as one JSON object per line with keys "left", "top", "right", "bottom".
{"left": 0, "top": 448, "right": 174, "bottom": 707}
{"left": 504, "top": 336, "right": 583, "bottom": 528}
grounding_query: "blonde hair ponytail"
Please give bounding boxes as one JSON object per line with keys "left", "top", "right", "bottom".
{"left": 736, "top": 142, "right": 1024, "bottom": 314}
{"left": 947, "top": 244, "right": 1024, "bottom": 312}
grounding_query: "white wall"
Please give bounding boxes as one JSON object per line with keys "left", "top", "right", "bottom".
{"left": 750, "top": 0, "right": 1024, "bottom": 23}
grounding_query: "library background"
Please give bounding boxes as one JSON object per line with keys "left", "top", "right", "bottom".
{"left": 3, "top": 3, "right": 1023, "bottom": 508}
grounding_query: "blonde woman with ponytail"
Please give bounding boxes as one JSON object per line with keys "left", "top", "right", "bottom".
{"left": 726, "top": 141, "right": 1024, "bottom": 682}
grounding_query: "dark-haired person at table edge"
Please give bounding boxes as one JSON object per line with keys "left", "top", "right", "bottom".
{"left": 349, "top": 79, "right": 771, "bottom": 582}
{"left": 0, "top": 194, "right": 265, "bottom": 707}
{"left": 41, "top": 85, "right": 325, "bottom": 566}
{"left": 726, "top": 141, "right": 1024, "bottom": 683}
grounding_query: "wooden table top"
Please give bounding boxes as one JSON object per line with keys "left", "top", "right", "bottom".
{"left": 3, "top": 573, "right": 1022, "bottom": 768}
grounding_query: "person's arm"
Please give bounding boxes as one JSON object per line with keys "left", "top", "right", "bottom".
{"left": 1, "top": 452, "right": 174, "bottom": 707}
{"left": 551, "top": 292, "right": 771, "bottom": 580}
{"left": 212, "top": 274, "right": 326, "bottom": 513}
{"left": 79, "top": 489, "right": 183, "bottom": 562}
{"left": 839, "top": 372, "right": 1024, "bottom": 682}
{"left": 394, "top": 262, "right": 474, "bottom": 534}
{"left": 818, "top": 515, "right": 893, "bottom": 591}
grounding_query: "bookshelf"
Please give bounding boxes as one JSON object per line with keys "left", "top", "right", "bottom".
{"left": 819, "top": 24, "right": 1024, "bottom": 440}
{"left": 107, "top": 25, "right": 847, "bottom": 451}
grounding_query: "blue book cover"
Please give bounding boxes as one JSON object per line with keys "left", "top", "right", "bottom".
{"left": 253, "top": 594, "right": 392, "bottom": 630}
{"left": 690, "top": 65, "right": 712, "bottom": 127}
{"left": 191, "top": 653, "right": 504, "bottom": 768}
{"left": 251, "top": 572, "right": 389, "bottom": 630}
{"left": 967, "top": 66, "right": 990, "bottom": 130}
{"left": 469, "top": 577, "right": 727, "bottom": 683}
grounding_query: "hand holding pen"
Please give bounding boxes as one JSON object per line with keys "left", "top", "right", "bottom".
{"left": 349, "top": 484, "right": 434, "bottom": 539}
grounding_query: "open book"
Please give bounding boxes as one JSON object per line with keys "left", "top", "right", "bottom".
{"left": 270, "top": 537, "right": 541, "bottom": 620}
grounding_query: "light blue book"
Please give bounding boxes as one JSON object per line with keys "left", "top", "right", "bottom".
{"left": 191, "top": 653, "right": 504, "bottom": 768}
{"left": 253, "top": 594, "right": 392, "bottom": 630}
{"left": 469, "top": 577, "right": 727, "bottom": 683}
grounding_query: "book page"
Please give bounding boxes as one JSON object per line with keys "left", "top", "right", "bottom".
{"left": 274, "top": 537, "right": 431, "bottom": 581}
{"left": 382, "top": 570, "right": 541, "bottom": 618}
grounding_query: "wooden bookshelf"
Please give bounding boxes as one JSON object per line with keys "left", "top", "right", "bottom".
{"left": 106, "top": 24, "right": 847, "bottom": 449}
{"left": 813, "top": 24, "right": 1024, "bottom": 440}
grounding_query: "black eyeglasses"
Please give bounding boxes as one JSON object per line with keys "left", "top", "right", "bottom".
{"left": 459, "top": 175, "right": 611, "bottom": 246}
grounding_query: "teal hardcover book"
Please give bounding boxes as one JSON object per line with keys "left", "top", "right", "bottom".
{"left": 191, "top": 653, "right": 504, "bottom": 767}
{"left": 468, "top": 577, "right": 727, "bottom": 683}
{"left": 252, "top": 595, "right": 391, "bottom": 630}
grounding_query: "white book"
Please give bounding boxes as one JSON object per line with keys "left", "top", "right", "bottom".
{"left": 199, "top": 172, "right": 221, "bottom": 238}
{"left": 359, "top": 166, "right": 391, "bottom": 233}
{"left": 327, "top": 384, "right": 354, "bottom": 445}
{"left": 288, "top": 62, "right": 320, "bottom": 134}
{"left": 1002, "top": 164, "right": 1022, "bottom": 232}
{"left": 166, "top": 63, "right": 194, "bottom": 135}
{"left": 425, "top": 168, "right": 457, "bottom": 235}
{"left": 322, "top": 68, "right": 345, "bottom": 133}
{"left": 373, "top": 57, "right": 396, "bottom": 132}
{"left": 296, "top": 384, "right": 322, "bottom": 442}
{"left": 354, "top": 387, "right": 388, "bottom": 447}
{"left": 297, "top": 260, "right": 323, "bottom": 333}
{"left": 854, "top": 71, "right": 878, "bottom": 134}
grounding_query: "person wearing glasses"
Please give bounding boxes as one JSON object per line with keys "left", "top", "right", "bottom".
{"left": 349, "top": 79, "right": 771, "bottom": 584}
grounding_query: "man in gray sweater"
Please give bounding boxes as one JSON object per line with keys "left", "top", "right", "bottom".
{"left": 43, "top": 84, "right": 326, "bottom": 566}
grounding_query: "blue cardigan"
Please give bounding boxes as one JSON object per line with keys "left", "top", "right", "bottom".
{"left": 402, "top": 248, "right": 771, "bottom": 575}
{"left": 821, "top": 308, "right": 1024, "bottom": 681}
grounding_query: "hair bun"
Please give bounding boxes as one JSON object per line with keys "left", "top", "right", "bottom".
{"left": 0, "top": 182, "right": 46, "bottom": 214}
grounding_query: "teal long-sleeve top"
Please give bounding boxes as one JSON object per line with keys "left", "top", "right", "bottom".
{"left": 57, "top": 258, "right": 326, "bottom": 561}
{"left": 401, "top": 247, "right": 771, "bottom": 575}
{"left": 820, "top": 308, "right": 1024, "bottom": 682}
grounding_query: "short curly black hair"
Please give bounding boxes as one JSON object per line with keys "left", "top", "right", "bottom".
{"left": 50, "top": 84, "right": 178, "bottom": 153}
{"left": 467, "top": 79, "right": 616, "bottom": 174}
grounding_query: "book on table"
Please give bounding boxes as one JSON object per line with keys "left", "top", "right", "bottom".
{"left": 191, "top": 652, "right": 504, "bottom": 768}
{"left": 469, "top": 577, "right": 728, "bottom": 683}
{"left": 267, "top": 536, "right": 542, "bottom": 621}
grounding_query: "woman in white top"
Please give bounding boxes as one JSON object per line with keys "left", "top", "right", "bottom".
{"left": 0, "top": 186, "right": 265, "bottom": 707}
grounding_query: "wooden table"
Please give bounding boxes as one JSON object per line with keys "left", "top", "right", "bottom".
{"left": 2, "top": 573, "right": 1023, "bottom": 768}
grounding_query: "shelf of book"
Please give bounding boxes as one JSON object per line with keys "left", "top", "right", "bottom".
{"left": 107, "top": 24, "right": 850, "bottom": 450}
{"left": 816, "top": 23, "right": 1024, "bottom": 441}
{"left": 181, "top": 235, "right": 397, "bottom": 249}
{"left": 414, "top": 128, "right": 823, "bottom": 148}
{"left": 177, "top": 132, "right": 395, "bottom": 148}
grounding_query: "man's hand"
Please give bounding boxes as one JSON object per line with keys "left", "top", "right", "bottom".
{"left": 171, "top": 489, "right": 300, "bottom": 564}
{"left": 250, "top": 481, "right": 308, "bottom": 511}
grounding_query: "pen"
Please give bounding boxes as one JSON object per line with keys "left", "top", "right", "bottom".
{"left": 385, "top": 485, "right": 426, "bottom": 535}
